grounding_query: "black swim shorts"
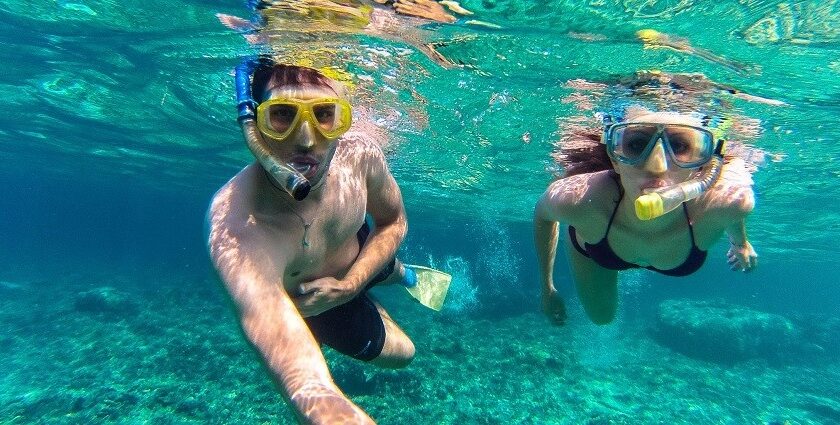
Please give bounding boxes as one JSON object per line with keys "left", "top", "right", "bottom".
{"left": 303, "top": 221, "right": 395, "bottom": 361}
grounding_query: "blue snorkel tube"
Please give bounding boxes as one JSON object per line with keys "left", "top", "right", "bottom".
{"left": 235, "top": 58, "right": 311, "bottom": 200}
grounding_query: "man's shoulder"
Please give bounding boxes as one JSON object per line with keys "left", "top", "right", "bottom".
{"left": 334, "top": 136, "right": 389, "bottom": 178}
{"left": 338, "top": 134, "right": 386, "bottom": 159}
{"left": 208, "top": 165, "right": 259, "bottom": 222}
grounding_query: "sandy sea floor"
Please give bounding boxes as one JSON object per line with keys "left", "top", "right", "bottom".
{"left": 1, "top": 270, "right": 838, "bottom": 425}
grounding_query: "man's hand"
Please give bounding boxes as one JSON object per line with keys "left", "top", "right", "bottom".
{"left": 293, "top": 277, "right": 359, "bottom": 317}
{"left": 541, "top": 288, "right": 567, "bottom": 326}
{"left": 727, "top": 240, "right": 758, "bottom": 272}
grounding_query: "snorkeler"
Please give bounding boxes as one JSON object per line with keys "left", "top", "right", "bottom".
{"left": 375, "top": 0, "right": 460, "bottom": 23}
{"left": 207, "top": 59, "right": 449, "bottom": 424}
{"left": 570, "top": 28, "right": 758, "bottom": 75}
{"left": 534, "top": 81, "right": 759, "bottom": 325}
{"left": 635, "top": 29, "right": 757, "bottom": 75}
{"left": 216, "top": 0, "right": 491, "bottom": 69}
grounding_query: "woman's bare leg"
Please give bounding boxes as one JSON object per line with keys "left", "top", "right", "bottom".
{"left": 566, "top": 237, "right": 619, "bottom": 325}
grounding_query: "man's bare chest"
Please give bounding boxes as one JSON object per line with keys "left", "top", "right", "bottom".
{"left": 267, "top": 193, "right": 368, "bottom": 285}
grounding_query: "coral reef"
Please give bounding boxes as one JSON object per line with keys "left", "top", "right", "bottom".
{"left": 1, "top": 274, "right": 837, "bottom": 424}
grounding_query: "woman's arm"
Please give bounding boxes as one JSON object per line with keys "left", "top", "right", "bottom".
{"left": 534, "top": 174, "right": 602, "bottom": 288}
{"left": 725, "top": 218, "right": 758, "bottom": 272}
{"left": 534, "top": 176, "right": 594, "bottom": 325}
{"left": 534, "top": 209, "right": 567, "bottom": 325}
{"left": 534, "top": 196, "right": 562, "bottom": 296}
{"left": 703, "top": 158, "right": 758, "bottom": 272}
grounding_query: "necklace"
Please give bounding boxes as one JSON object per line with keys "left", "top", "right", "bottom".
{"left": 264, "top": 170, "right": 314, "bottom": 248}
{"left": 282, "top": 199, "right": 313, "bottom": 248}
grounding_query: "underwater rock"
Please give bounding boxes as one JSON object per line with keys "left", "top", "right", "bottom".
{"left": 798, "top": 394, "right": 840, "bottom": 424}
{"left": 175, "top": 396, "right": 209, "bottom": 419}
{"left": 74, "top": 286, "right": 137, "bottom": 315}
{"left": 809, "top": 317, "right": 840, "bottom": 355}
{"left": 790, "top": 314, "right": 840, "bottom": 360}
{"left": 653, "top": 299, "right": 797, "bottom": 364}
{"left": 330, "top": 361, "right": 378, "bottom": 396}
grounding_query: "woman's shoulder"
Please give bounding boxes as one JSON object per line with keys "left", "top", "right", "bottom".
{"left": 547, "top": 169, "right": 615, "bottom": 197}
{"left": 539, "top": 170, "right": 619, "bottom": 221}
{"left": 694, "top": 158, "right": 755, "bottom": 219}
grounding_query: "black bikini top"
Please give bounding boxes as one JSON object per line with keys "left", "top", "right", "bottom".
{"left": 568, "top": 173, "right": 707, "bottom": 277}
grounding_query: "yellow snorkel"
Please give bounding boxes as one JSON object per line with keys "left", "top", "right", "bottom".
{"left": 236, "top": 59, "right": 311, "bottom": 200}
{"left": 634, "top": 150, "right": 724, "bottom": 220}
{"left": 634, "top": 125, "right": 728, "bottom": 220}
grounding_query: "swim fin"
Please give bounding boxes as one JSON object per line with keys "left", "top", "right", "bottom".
{"left": 402, "top": 265, "right": 451, "bottom": 311}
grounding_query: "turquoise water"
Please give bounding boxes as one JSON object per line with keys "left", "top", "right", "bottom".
{"left": 2, "top": 0, "right": 839, "bottom": 423}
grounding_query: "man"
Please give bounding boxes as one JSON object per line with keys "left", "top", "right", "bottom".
{"left": 207, "top": 60, "right": 416, "bottom": 424}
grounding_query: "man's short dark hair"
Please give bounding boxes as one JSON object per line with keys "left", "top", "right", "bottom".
{"left": 251, "top": 58, "right": 339, "bottom": 102}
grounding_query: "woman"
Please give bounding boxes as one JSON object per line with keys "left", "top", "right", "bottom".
{"left": 534, "top": 75, "right": 760, "bottom": 326}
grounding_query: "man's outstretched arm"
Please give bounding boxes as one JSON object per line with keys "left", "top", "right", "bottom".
{"left": 207, "top": 190, "right": 374, "bottom": 425}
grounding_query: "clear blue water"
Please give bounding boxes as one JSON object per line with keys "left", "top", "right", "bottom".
{"left": 2, "top": 0, "right": 839, "bottom": 423}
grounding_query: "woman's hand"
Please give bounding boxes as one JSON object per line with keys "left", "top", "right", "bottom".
{"left": 541, "top": 288, "right": 567, "bottom": 326}
{"left": 727, "top": 240, "right": 758, "bottom": 272}
{"left": 293, "top": 277, "right": 359, "bottom": 317}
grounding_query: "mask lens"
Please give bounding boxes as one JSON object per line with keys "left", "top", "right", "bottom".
{"left": 664, "top": 126, "right": 713, "bottom": 166}
{"left": 266, "top": 103, "right": 299, "bottom": 135}
{"left": 612, "top": 124, "right": 657, "bottom": 163}
{"left": 312, "top": 103, "right": 339, "bottom": 132}
{"left": 310, "top": 101, "right": 351, "bottom": 137}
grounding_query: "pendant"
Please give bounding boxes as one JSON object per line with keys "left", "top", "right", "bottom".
{"left": 302, "top": 223, "right": 311, "bottom": 248}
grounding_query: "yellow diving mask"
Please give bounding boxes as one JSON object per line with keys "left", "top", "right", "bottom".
{"left": 256, "top": 97, "right": 352, "bottom": 142}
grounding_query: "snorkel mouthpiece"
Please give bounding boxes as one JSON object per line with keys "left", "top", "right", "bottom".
{"left": 634, "top": 153, "right": 724, "bottom": 220}
{"left": 241, "top": 119, "right": 312, "bottom": 200}
{"left": 285, "top": 173, "right": 311, "bottom": 200}
{"left": 235, "top": 58, "right": 311, "bottom": 200}
{"left": 634, "top": 192, "right": 665, "bottom": 221}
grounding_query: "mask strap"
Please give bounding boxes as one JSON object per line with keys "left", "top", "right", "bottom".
{"left": 597, "top": 112, "right": 614, "bottom": 126}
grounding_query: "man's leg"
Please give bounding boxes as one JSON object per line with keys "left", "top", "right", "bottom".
{"left": 368, "top": 298, "right": 415, "bottom": 368}
{"left": 373, "top": 259, "right": 407, "bottom": 286}
{"left": 304, "top": 290, "right": 412, "bottom": 367}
